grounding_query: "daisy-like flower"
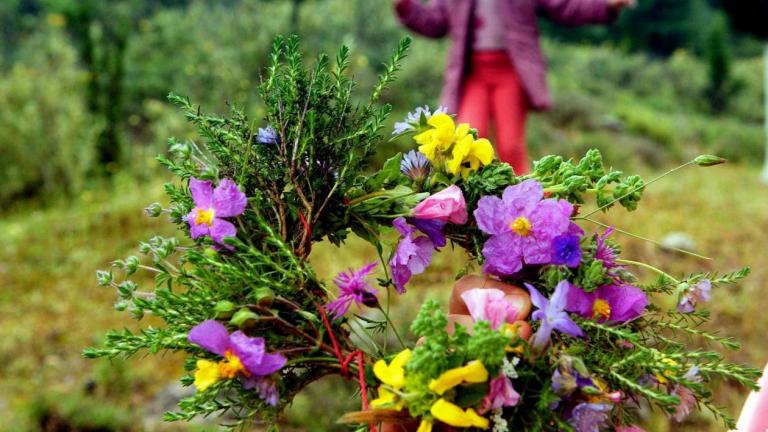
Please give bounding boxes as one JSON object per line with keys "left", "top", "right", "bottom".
{"left": 446, "top": 123, "right": 494, "bottom": 178}
{"left": 187, "top": 320, "right": 286, "bottom": 405}
{"left": 474, "top": 179, "right": 575, "bottom": 276}
{"left": 186, "top": 177, "right": 248, "bottom": 247}
{"left": 527, "top": 281, "right": 585, "bottom": 351}
{"left": 325, "top": 262, "right": 379, "bottom": 319}
{"left": 393, "top": 105, "right": 446, "bottom": 135}
{"left": 400, "top": 150, "right": 432, "bottom": 182}
{"left": 565, "top": 284, "right": 648, "bottom": 323}
{"left": 389, "top": 217, "right": 436, "bottom": 293}
{"left": 678, "top": 279, "right": 711, "bottom": 313}
{"left": 569, "top": 403, "right": 612, "bottom": 432}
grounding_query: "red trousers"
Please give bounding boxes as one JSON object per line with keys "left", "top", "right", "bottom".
{"left": 457, "top": 51, "right": 529, "bottom": 174}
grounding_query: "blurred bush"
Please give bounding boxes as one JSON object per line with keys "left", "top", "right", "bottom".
{"left": 0, "top": 27, "right": 99, "bottom": 207}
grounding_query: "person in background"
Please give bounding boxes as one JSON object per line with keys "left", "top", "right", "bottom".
{"left": 394, "top": 0, "right": 635, "bottom": 174}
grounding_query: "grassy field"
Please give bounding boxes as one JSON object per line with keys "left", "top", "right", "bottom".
{"left": 1, "top": 162, "right": 767, "bottom": 431}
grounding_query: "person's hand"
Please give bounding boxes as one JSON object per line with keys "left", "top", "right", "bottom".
{"left": 447, "top": 275, "right": 532, "bottom": 340}
{"left": 607, "top": 0, "right": 636, "bottom": 11}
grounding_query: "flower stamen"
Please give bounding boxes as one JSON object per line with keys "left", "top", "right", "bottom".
{"left": 510, "top": 216, "right": 532, "bottom": 237}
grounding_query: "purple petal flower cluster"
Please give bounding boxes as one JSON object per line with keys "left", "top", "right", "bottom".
{"left": 678, "top": 279, "right": 711, "bottom": 313}
{"left": 565, "top": 284, "right": 648, "bottom": 323}
{"left": 527, "top": 281, "right": 585, "bottom": 351}
{"left": 188, "top": 320, "right": 286, "bottom": 405}
{"left": 400, "top": 150, "right": 432, "bottom": 182}
{"left": 474, "top": 179, "right": 579, "bottom": 276}
{"left": 568, "top": 403, "right": 612, "bottom": 432}
{"left": 325, "top": 262, "right": 379, "bottom": 319}
{"left": 186, "top": 178, "right": 247, "bottom": 247}
{"left": 389, "top": 217, "right": 436, "bottom": 293}
{"left": 392, "top": 105, "right": 446, "bottom": 135}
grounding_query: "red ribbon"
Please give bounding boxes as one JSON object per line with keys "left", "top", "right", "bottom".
{"left": 298, "top": 211, "right": 312, "bottom": 254}
{"left": 317, "top": 304, "right": 376, "bottom": 432}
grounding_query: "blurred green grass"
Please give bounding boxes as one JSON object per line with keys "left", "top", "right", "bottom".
{"left": 1, "top": 163, "right": 766, "bottom": 431}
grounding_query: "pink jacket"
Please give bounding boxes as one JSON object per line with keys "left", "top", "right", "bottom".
{"left": 395, "top": 0, "right": 617, "bottom": 111}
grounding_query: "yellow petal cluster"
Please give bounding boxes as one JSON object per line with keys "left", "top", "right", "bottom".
{"left": 428, "top": 360, "right": 488, "bottom": 395}
{"left": 413, "top": 114, "right": 494, "bottom": 177}
{"left": 371, "top": 349, "right": 412, "bottom": 410}
{"left": 430, "top": 398, "right": 489, "bottom": 429}
{"left": 194, "top": 359, "right": 222, "bottom": 391}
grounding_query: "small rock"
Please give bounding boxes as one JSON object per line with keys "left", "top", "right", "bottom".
{"left": 660, "top": 232, "right": 698, "bottom": 254}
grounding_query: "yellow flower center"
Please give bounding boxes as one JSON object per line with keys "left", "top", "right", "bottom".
{"left": 194, "top": 207, "right": 215, "bottom": 227}
{"left": 592, "top": 299, "right": 611, "bottom": 320}
{"left": 219, "top": 350, "right": 248, "bottom": 379}
{"left": 510, "top": 216, "right": 532, "bottom": 237}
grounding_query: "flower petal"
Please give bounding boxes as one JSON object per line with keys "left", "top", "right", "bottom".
{"left": 212, "top": 178, "right": 248, "bottom": 217}
{"left": 210, "top": 218, "right": 237, "bottom": 245}
{"left": 189, "top": 177, "right": 213, "bottom": 208}
{"left": 188, "top": 320, "right": 231, "bottom": 356}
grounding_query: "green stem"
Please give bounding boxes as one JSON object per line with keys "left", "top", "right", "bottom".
{"left": 616, "top": 258, "right": 681, "bottom": 284}
{"left": 377, "top": 304, "right": 406, "bottom": 349}
{"left": 347, "top": 190, "right": 388, "bottom": 206}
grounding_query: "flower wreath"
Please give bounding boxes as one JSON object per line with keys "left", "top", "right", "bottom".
{"left": 87, "top": 36, "right": 760, "bottom": 432}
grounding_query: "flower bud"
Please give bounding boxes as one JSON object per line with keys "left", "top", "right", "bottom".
{"left": 230, "top": 308, "right": 261, "bottom": 329}
{"left": 253, "top": 287, "right": 275, "bottom": 306}
{"left": 144, "top": 202, "right": 164, "bottom": 217}
{"left": 96, "top": 270, "right": 113, "bottom": 287}
{"left": 694, "top": 154, "right": 726, "bottom": 167}
{"left": 214, "top": 300, "right": 237, "bottom": 319}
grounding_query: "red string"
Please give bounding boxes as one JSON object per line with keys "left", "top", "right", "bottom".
{"left": 298, "top": 211, "right": 312, "bottom": 254}
{"left": 317, "top": 304, "right": 376, "bottom": 432}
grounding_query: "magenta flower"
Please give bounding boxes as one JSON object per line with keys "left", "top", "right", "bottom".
{"left": 481, "top": 373, "right": 520, "bottom": 412}
{"left": 569, "top": 403, "right": 612, "bottom": 432}
{"left": 186, "top": 177, "right": 248, "bottom": 246}
{"left": 412, "top": 185, "right": 467, "bottom": 225}
{"left": 460, "top": 288, "right": 519, "bottom": 330}
{"left": 678, "top": 279, "right": 711, "bottom": 313}
{"left": 325, "top": 262, "right": 379, "bottom": 319}
{"left": 474, "top": 179, "right": 576, "bottom": 276}
{"left": 389, "top": 217, "right": 435, "bottom": 293}
{"left": 595, "top": 228, "right": 619, "bottom": 269}
{"left": 527, "top": 281, "right": 585, "bottom": 351}
{"left": 188, "top": 320, "right": 286, "bottom": 405}
{"left": 565, "top": 284, "right": 648, "bottom": 323}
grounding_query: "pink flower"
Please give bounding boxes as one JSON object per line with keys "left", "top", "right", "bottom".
{"left": 460, "top": 288, "right": 518, "bottom": 330}
{"left": 412, "top": 185, "right": 467, "bottom": 224}
{"left": 186, "top": 177, "right": 247, "bottom": 247}
{"left": 671, "top": 384, "right": 697, "bottom": 422}
{"left": 480, "top": 373, "right": 520, "bottom": 412}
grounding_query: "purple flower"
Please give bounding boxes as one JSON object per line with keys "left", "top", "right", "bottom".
{"left": 552, "top": 233, "right": 583, "bottom": 268}
{"left": 595, "top": 228, "right": 619, "bottom": 269}
{"left": 565, "top": 284, "right": 648, "bottom": 323}
{"left": 393, "top": 105, "right": 447, "bottom": 135}
{"left": 481, "top": 373, "right": 520, "bottom": 412}
{"left": 474, "top": 180, "right": 576, "bottom": 276}
{"left": 325, "top": 262, "right": 379, "bottom": 319}
{"left": 460, "top": 288, "right": 519, "bottom": 330}
{"left": 244, "top": 377, "right": 280, "bottom": 406}
{"left": 678, "top": 279, "right": 711, "bottom": 313}
{"left": 527, "top": 281, "right": 585, "bottom": 351}
{"left": 670, "top": 384, "right": 697, "bottom": 422}
{"left": 389, "top": 217, "right": 435, "bottom": 293}
{"left": 569, "top": 403, "right": 612, "bottom": 432}
{"left": 186, "top": 178, "right": 247, "bottom": 247}
{"left": 408, "top": 217, "right": 447, "bottom": 248}
{"left": 188, "top": 320, "right": 286, "bottom": 405}
{"left": 400, "top": 150, "right": 431, "bottom": 182}
{"left": 256, "top": 126, "right": 279, "bottom": 145}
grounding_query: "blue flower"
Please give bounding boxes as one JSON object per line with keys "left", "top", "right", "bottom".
{"left": 552, "top": 233, "right": 582, "bottom": 268}
{"left": 256, "top": 126, "right": 279, "bottom": 145}
{"left": 569, "top": 403, "right": 612, "bottom": 432}
{"left": 526, "top": 280, "right": 585, "bottom": 351}
{"left": 393, "top": 105, "right": 446, "bottom": 135}
{"left": 400, "top": 150, "right": 432, "bottom": 182}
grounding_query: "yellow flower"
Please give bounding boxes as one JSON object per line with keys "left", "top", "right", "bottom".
{"left": 417, "top": 419, "right": 433, "bottom": 432}
{"left": 194, "top": 359, "right": 222, "bottom": 391}
{"left": 428, "top": 360, "right": 488, "bottom": 395}
{"left": 656, "top": 358, "right": 680, "bottom": 384}
{"left": 414, "top": 114, "right": 456, "bottom": 161}
{"left": 430, "top": 398, "right": 489, "bottom": 429}
{"left": 370, "top": 386, "right": 405, "bottom": 410}
{"left": 446, "top": 132, "right": 494, "bottom": 178}
{"left": 373, "top": 349, "right": 412, "bottom": 389}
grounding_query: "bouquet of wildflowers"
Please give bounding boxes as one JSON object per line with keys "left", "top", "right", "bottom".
{"left": 86, "top": 36, "right": 760, "bottom": 431}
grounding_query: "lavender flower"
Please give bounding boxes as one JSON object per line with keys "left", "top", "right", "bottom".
{"left": 474, "top": 180, "right": 576, "bottom": 276}
{"left": 392, "top": 105, "right": 447, "bottom": 135}
{"left": 389, "top": 217, "right": 435, "bottom": 293}
{"left": 408, "top": 218, "right": 447, "bottom": 248}
{"left": 325, "top": 262, "right": 379, "bottom": 319}
{"left": 678, "top": 279, "right": 711, "bottom": 313}
{"left": 527, "top": 281, "right": 585, "bottom": 351}
{"left": 565, "top": 284, "right": 648, "bottom": 323}
{"left": 400, "top": 150, "right": 431, "bottom": 182}
{"left": 186, "top": 178, "right": 247, "bottom": 247}
{"left": 188, "top": 320, "right": 286, "bottom": 405}
{"left": 256, "top": 126, "right": 279, "bottom": 145}
{"left": 569, "top": 403, "right": 612, "bottom": 432}
{"left": 552, "top": 233, "right": 583, "bottom": 268}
